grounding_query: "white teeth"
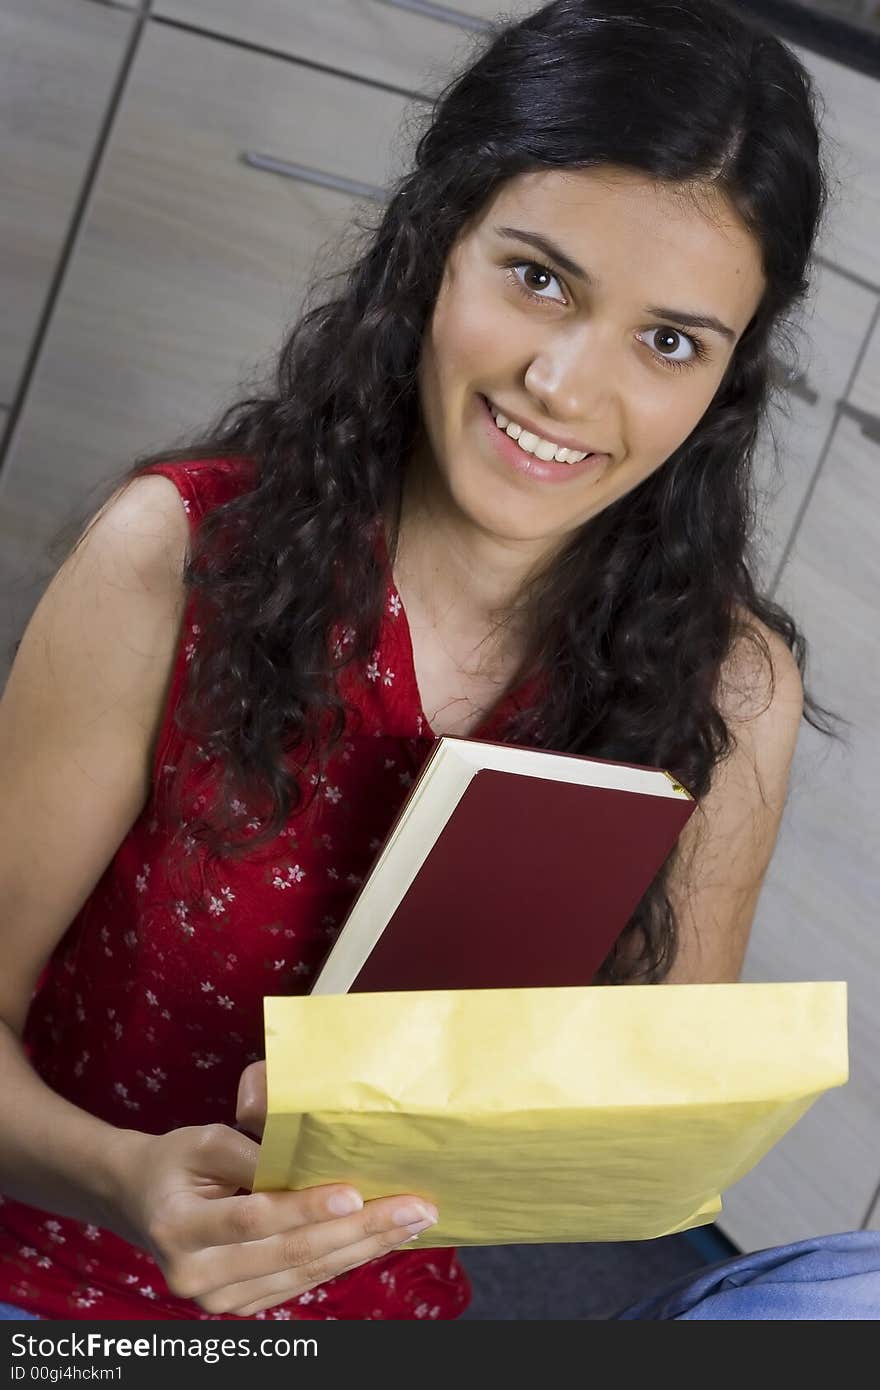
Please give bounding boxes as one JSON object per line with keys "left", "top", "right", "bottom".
{"left": 517, "top": 430, "right": 540, "bottom": 455}
{"left": 534, "top": 439, "right": 558, "bottom": 462}
{"left": 489, "top": 402, "right": 589, "bottom": 464}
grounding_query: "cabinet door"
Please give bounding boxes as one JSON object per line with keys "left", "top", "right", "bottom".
{"left": 717, "top": 403, "right": 880, "bottom": 1250}
{"left": 152, "top": 0, "right": 494, "bottom": 94}
{"left": 0, "top": 21, "right": 413, "bottom": 672}
{"left": 750, "top": 263, "right": 875, "bottom": 592}
{"left": 848, "top": 299, "right": 880, "bottom": 421}
{"left": 444, "top": 0, "right": 537, "bottom": 16}
{"left": 794, "top": 44, "right": 880, "bottom": 286}
{"left": 0, "top": 0, "right": 134, "bottom": 405}
{"left": 716, "top": 49, "right": 880, "bottom": 1249}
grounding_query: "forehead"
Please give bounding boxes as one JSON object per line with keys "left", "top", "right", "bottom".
{"left": 470, "top": 166, "right": 766, "bottom": 334}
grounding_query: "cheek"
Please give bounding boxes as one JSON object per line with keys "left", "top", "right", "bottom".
{"left": 631, "top": 380, "right": 719, "bottom": 460}
{"left": 432, "top": 292, "right": 508, "bottom": 380}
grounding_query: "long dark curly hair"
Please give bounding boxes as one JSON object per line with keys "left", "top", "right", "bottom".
{"left": 50, "top": 0, "right": 846, "bottom": 983}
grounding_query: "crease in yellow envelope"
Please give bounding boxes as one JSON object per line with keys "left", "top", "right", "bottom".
{"left": 253, "top": 982, "right": 848, "bottom": 1247}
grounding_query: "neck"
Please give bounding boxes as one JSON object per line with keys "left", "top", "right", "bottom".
{"left": 387, "top": 453, "right": 546, "bottom": 643}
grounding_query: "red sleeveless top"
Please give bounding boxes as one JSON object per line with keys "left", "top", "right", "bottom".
{"left": 0, "top": 457, "right": 544, "bottom": 1320}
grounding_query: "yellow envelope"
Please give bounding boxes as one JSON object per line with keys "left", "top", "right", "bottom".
{"left": 254, "top": 982, "right": 847, "bottom": 1246}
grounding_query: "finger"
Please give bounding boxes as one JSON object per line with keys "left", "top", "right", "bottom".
{"left": 174, "top": 1179, "right": 368, "bottom": 1252}
{"left": 235, "top": 1061, "right": 267, "bottom": 1139}
{"left": 182, "top": 1123, "right": 263, "bottom": 1198}
{"left": 200, "top": 1212, "right": 439, "bottom": 1317}
{"left": 183, "top": 1194, "right": 438, "bottom": 1292}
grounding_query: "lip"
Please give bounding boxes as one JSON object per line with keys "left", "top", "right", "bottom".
{"left": 478, "top": 395, "right": 609, "bottom": 486}
{"left": 484, "top": 396, "right": 604, "bottom": 458}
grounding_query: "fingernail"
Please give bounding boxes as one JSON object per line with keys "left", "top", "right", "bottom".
{"left": 404, "top": 1216, "right": 438, "bottom": 1235}
{"left": 327, "top": 1190, "right": 363, "bottom": 1216}
{"left": 391, "top": 1202, "right": 438, "bottom": 1227}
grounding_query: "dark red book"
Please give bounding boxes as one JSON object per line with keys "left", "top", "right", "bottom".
{"left": 311, "top": 736, "right": 696, "bottom": 994}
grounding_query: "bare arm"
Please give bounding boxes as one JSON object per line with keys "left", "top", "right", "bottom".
{"left": 0, "top": 1024, "right": 144, "bottom": 1236}
{"left": 0, "top": 473, "right": 190, "bottom": 1230}
{"left": 0, "top": 474, "right": 437, "bottom": 1314}
{"left": 663, "top": 618, "right": 805, "bottom": 983}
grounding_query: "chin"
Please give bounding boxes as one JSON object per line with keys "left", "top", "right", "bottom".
{"left": 453, "top": 481, "right": 557, "bottom": 546}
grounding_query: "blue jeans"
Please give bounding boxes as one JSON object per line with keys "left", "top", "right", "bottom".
{"left": 616, "top": 1231, "right": 880, "bottom": 1319}
{"left": 0, "top": 1303, "right": 40, "bottom": 1319}
{"left": 3, "top": 1232, "right": 878, "bottom": 1320}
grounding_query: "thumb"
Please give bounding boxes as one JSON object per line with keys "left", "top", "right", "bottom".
{"left": 236, "top": 1059, "right": 268, "bottom": 1139}
{"left": 187, "top": 1123, "right": 263, "bottom": 1201}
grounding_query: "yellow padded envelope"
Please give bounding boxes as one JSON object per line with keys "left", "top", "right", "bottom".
{"left": 254, "top": 982, "right": 847, "bottom": 1246}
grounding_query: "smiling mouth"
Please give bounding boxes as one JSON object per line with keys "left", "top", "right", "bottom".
{"left": 484, "top": 397, "right": 597, "bottom": 465}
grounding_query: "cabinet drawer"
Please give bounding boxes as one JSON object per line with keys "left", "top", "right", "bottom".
{"left": 0, "top": 0, "right": 134, "bottom": 405}
{"left": 151, "top": 0, "right": 500, "bottom": 95}
{"left": 0, "top": 21, "right": 413, "bottom": 666}
{"left": 848, "top": 302, "right": 880, "bottom": 420}
{"left": 794, "top": 44, "right": 880, "bottom": 287}
{"left": 718, "top": 410, "right": 880, "bottom": 1249}
{"left": 751, "top": 264, "right": 876, "bottom": 592}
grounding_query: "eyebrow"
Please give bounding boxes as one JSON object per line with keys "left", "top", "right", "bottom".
{"left": 494, "top": 225, "right": 738, "bottom": 343}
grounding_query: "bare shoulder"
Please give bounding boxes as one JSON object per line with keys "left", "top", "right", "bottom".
{"left": 717, "top": 606, "right": 804, "bottom": 762}
{"left": 73, "top": 470, "right": 192, "bottom": 583}
{"left": 661, "top": 610, "right": 804, "bottom": 983}
{"left": 31, "top": 472, "right": 191, "bottom": 705}
{"left": 0, "top": 472, "right": 194, "bottom": 1029}
{"left": 3, "top": 470, "right": 193, "bottom": 750}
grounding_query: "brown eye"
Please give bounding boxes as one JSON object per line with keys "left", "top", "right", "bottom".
{"left": 523, "top": 266, "right": 553, "bottom": 292}
{"left": 655, "top": 329, "right": 684, "bottom": 355}
{"left": 639, "top": 326, "right": 708, "bottom": 372}
{"left": 507, "top": 262, "right": 567, "bottom": 305}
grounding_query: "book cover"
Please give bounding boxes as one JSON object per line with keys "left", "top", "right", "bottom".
{"left": 315, "top": 738, "right": 697, "bottom": 993}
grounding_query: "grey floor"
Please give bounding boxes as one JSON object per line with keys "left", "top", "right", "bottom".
{"left": 458, "top": 1234, "right": 712, "bottom": 1319}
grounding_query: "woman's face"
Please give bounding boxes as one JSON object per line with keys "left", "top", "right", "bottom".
{"left": 413, "top": 166, "right": 766, "bottom": 558}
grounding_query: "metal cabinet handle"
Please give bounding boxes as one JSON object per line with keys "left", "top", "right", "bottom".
{"left": 838, "top": 400, "right": 880, "bottom": 445}
{"left": 241, "top": 152, "right": 387, "bottom": 203}
{"left": 377, "top": 0, "right": 491, "bottom": 32}
{"left": 769, "top": 356, "right": 819, "bottom": 406}
{"left": 786, "top": 371, "right": 819, "bottom": 407}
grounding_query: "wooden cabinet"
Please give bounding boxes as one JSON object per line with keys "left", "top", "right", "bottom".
{"left": 0, "top": 21, "right": 413, "bottom": 666}
{"left": 848, "top": 298, "right": 880, "bottom": 417}
{"left": 796, "top": 44, "right": 880, "bottom": 285}
{"left": 750, "top": 262, "right": 876, "bottom": 590}
{"left": 151, "top": 0, "right": 500, "bottom": 95}
{"left": 718, "top": 398, "right": 880, "bottom": 1247}
{"left": 425, "top": 0, "right": 536, "bottom": 18}
{"left": 712, "top": 45, "right": 880, "bottom": 1253}
{"left": 0, "top": 0, "right": 134, "bottom": 405}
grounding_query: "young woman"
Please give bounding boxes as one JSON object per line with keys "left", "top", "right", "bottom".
{"left": 0, "top": 0, "right": 843, "bottom": 1320}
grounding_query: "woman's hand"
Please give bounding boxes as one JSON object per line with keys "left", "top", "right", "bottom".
{"left": 104, "top": 1061, "right": 438, "bottom": 1317}
{"left": 235, "top": 1058, "right": 270, "bottom": 1139}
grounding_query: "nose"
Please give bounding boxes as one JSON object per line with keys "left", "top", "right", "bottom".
{"left": 523, "top": 326, "right": 616, "bottom": 430}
